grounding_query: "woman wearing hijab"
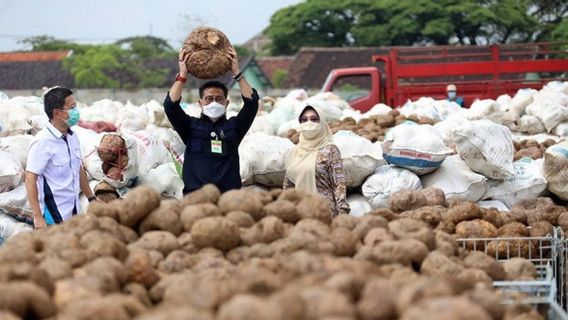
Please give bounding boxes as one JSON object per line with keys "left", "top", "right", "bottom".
{"left": 283, "top": 105, "right": 350, "bottom": 217}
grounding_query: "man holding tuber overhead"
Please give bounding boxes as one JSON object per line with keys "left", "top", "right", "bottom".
{"left": 164, "top": 46, "right": 259, "bottom": 194}
{"left": 25, "top": 87, "right": 97, "bottom": 229}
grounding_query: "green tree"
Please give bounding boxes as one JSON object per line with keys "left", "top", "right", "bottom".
{"left": 550, "top": 19, "right": 568, "bottom": 42}
{"left": 352, "top": 0, "right": 452, "bottom": 46}
{"left": 21, "top": 35, "right": 175, "bottom": 89}
{"left": 529, "top": 0, "right": 568, "bottom": 41}
{"left": 63, "top": 45, "right": 123, "bottom": 88}
{"left": 234, "top": 45, "right": 253, "bottom": 57}
{"left": 115, "top": 36, "right": 174, "bottom": 58}
{"left": 271, "top": 69, "right": 288, "bottom": 88}
{"left": 114, "top": 36, "right": 174, "bottom": 88}
{"left": 19, "top": 35, "right": 93, "bottom": 54}
{"left": 266, "top": 0, "right": 358, "bottom": 55}
{"left": 265, "top": 0, "right": 565, "bottom": 55}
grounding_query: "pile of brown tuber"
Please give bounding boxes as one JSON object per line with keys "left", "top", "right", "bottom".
{"left": 283, "top": 109, "right": 437, "bottom": 144}
{"left": 0, "top": 184, "right": 563, "bottom": 319}
{"left": 513, "top": 139, "right": 557, "bottom": 161}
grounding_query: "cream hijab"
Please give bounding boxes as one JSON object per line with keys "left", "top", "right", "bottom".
{"left": 285, "top": 106, "right": 333, "bottom": 193}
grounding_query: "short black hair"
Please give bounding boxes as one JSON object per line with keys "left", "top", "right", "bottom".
{"left": 199, "top": 81, "right": 228, "bottom": 98}
{"left": 44, "top": 87, "right": 73, "bottom": 120}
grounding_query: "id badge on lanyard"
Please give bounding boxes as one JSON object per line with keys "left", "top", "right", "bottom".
{"left": 211, "top": 139, "right": 222, "bottom": 154}
{"left": 211, "top": 130, "right": 225, "bottom": 154}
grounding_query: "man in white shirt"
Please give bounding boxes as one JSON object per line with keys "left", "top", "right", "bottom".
{"left": 25, "top": 87, "right": 96, "bottom": 229}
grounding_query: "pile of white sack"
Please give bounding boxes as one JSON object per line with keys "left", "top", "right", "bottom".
{"left": 0, "top": 96, "right": 195, "bottom": 243}
{"left": 1, "top": 82, "right": 567, "bottom": 238}
{"left": 237, "top": 83, "right": 568, "bottom": 217}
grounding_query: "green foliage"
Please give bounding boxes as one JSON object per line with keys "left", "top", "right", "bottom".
{"left": 19, "top": 35, "right": 93, "bottom": 54}
{"left": 550, "top": 20, "right": 568, "bottom": 42}
{"left": 23, "top": 35, "right": 175, "bottom": 89}
{"left": 266, "top": 0, "right": 358, "bottom": 55}
{"left": 115, "top": 36, "right": 174, "bottom": 59}
{"left": 271, "top": 69, "right": 288, "bottom": 88}
{"left": 266, "top": 0, "right": 568, "bottom": 55}
{"left": 234, "top": 45, "right": 253, "bottom": 57}
{"left": 63, "top": 45, "right": 123, "bottom": 88}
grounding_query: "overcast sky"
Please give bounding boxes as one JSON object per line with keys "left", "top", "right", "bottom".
{"left": 0, "top": 0, "right": 301, "bottom": 51}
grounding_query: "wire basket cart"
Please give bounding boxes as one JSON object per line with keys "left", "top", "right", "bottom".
{"left": 457, "top": 228, "right": 568, "bottom": 318}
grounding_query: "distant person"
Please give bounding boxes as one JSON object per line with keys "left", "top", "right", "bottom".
{"left": 164, "top": 46, "right": 259, "bottom": 194}
{"left": 25, "top": 87, "right": 97, "bottom": 229}
{"left": 283, "top": 105, "right": 350, "bottom": 217}
{"left": 446, "top": 84, "right": 464, "bottom": 107}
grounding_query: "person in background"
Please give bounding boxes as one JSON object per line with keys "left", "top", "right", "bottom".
{"left": 447, "top": 84, "right": 464, "bottom": 107}
{"left": 164, "top": 46, "right": 259, "bottom": 194}
{"left": 25, "top": 87, "right": 97, "bottom": 229}
{"left": 283, "top": 105, "right": 350, "bottom": 217}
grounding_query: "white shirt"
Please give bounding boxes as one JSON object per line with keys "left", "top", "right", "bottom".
{"left": 26, "top": 122, "right": 82, "bottom": 223}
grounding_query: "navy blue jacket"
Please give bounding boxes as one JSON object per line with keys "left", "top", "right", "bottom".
{"left": 164, "top": 90, "right": 259, "bottom": 194}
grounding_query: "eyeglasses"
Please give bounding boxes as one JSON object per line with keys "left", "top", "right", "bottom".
{"left": 203, "top": 95, "right": 226, "bottom": 103}
{"left": 299, "top": 115, "right": 320, "bottom": 123}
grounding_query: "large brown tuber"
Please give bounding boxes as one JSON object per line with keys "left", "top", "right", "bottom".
{"left": 135, "top": 305, "right": 214, "bottom": 320}
{"left": 191, "top": 216, "right": 241, "bottom": 251}
{"left": 296, "top": 195, "right": 333, "bottom": 223}
{"left": 0, "top": 281, "right": 56, "bottom": 319}
{"left": 241, "top": 216, "right": 286, "bottom": 246}
{"left": 125, "top": 249, "right": 160, "bottom": 288}
{"left": 114, "top": 186, "right": 161, "bottom": 228}
{"left": 225, "top": 211, "right": 255, "bottom": 228}
{"left": 263, "top": 199, "right": 301, "bottom": 223}
{"left": 216, "top": 294, "right": 276, "bottom": 320}
{"left": 502, "top": 258, "right": 537, "bottom": 280}
{"left": 330, "top": 227, "right": 359, "bottom": 257}
{"left": 183, "top": 27, "right": 232, "bottom": 79}
{"left": 180, "top": 203, "right": 221, "bottom": 232}
{"left": 218, "top": 189, "right": 265, "bottom": 220}
{"left": 462, "top": 251, "right": 506, "bottom": 280}
{"left": 420, "top": 251, "right": 464, "bottom": 277}
{"left": 455, "top": 219, "right": 498, "bottom": 249}
{"left": 389, "top": 190, "right": 428, "bottom": 213}
{"left": 445, "top": 202, "right": 482, "bottom": 224}
{"left": 400, "top": 296, "right": 492, "bottom": 320}
{"left": 388, "top": 218, "right": 435, "bottom": 250}
{"left": 357, "top": 278, "right": 398, "bottom": 320}
{"left": 58, "top": 294, "right": 146, "bottom": 320}
{"left": 420, "top": 187, "right": 447, "bottom": 207}
{"left": 181, "top": 184, "right": 221, "bottom": 206}
{"left": 363, "top": 227, "right": 395, "bottom": 246}
{"left": 129, "top": 231, "right": 179, "bottom": 256}
{"left": 138, "top": 199, "right": 183, "bottom": 236}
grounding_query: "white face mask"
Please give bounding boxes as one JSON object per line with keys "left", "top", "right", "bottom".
{"left": 202, "top": 102, "right": 226, "bottom": 122}
{"left": 299, "top": 121, "right": 320, "bottom": 139}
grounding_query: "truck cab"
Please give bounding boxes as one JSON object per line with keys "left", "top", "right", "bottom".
{"left": 321, "top": 67, "right": 381, "bottom": 113}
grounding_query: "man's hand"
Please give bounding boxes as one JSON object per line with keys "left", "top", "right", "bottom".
{"left": 178, "top": 48, "right": 189, "bottom": 77}
{"left": 228, "top": 46, "right": 240, "bottom": 76}
{"left": 33, "top": 214, "right": 47, "bottom": 229}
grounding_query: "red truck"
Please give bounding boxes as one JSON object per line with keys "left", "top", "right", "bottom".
{"left": 322, "top": 42, "right": 568, "bottom": 113}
